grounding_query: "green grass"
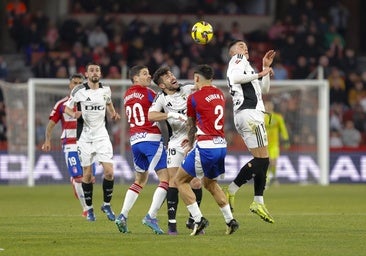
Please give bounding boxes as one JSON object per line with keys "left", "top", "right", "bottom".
{"left": 0, "top": 184, "right": 365, "bottom": 256}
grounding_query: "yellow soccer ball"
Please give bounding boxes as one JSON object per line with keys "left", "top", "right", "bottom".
{"left": 191, "top": 21, "right": 214, "bottom": 45}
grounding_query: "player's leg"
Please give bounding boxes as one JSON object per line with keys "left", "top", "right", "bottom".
{"left": 203, "top": 177, "right": 239, "bottom": 235}
{"left": 115, "top": 142, "right": 149, "bottom": 233}
{"left": 99, "top": 162, "right": 115, "bottom": 221}
{"left": 142, "top": 141, "right": 169, "bottom": 234}
{"left": 166, "top": 167, "right": 179, "bottom": 234}
{"left": 115, "top": 171, "right": 148, "bottom": 233}
{"left": 64, "top": 149, "right": 87, "bottom": 217}
{"left": 176, "top": 147, "right": 208, "bottom": 236}
{"left": 96, "top": 139, "right": 115, "bottom": 221}
{"left": 78, "top": 141, "right": 96, "bottom": 221}
{"left": 186, "top": 177, "right": 202, "bottom": 229}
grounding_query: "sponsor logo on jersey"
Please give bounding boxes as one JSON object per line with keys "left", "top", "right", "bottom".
{"left": 130, "top": 132, "right": 148, "bottom": 142}
{"left": 85, "top": 105, "right": 105, "bottom": 110}
{"left": 86, "top": 97, "right": 91, "bottom": 101}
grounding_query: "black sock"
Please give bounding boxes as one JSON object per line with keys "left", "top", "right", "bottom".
{"left": 103, "top": 178, "right": 114, "bottom": 203}
{"left": 233, "top": 159, "right": 256, "bottom": 187}
{"left": 167, "top": 187, "right": 179, "bottom": 223}
{"left": 253, "top": 158, "right": 270, "bottom": 196}
{"left": 192, "top": 188, "right": 202, "bottom": 207}
{"left": 82, "top": 182, "right": 93, "bottom": 207}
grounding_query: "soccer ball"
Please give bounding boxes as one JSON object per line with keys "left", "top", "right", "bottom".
{"left": 191, "top": 21, "right": 214, "bottom": 45}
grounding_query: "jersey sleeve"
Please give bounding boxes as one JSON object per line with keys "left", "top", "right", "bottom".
{"left": 228, "top": 55, "right": 258, "bottom": 84}
{"left": 49, "top": 101, "right": 62, "bottom": 123}
{"left": 186, "top": 94, "right": 196, "bottom": 118}
{"left": 149, "top": 92, "right": 165, "bottom": 112}
{"left": 105, "top": 86, "right": 112, "bottom": 104}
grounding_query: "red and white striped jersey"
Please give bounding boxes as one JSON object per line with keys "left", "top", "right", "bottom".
{"left": 49, "top": 96, "right": 77, "bottom": 146}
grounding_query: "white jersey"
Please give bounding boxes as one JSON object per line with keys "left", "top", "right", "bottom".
{"left": 149, "top": 84, "right": 195, "bottom": 145}
{"left": 226, "top": 53, "right": 265, "bottom": 113}
{"left": 67, "top": 82, "right": 111, "bottom": 142}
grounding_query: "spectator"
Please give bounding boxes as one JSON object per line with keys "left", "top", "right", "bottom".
{"left": 341, "top": 120, "right": 362, "bottom": 147}
{"left": 330, "top": 129, "right": 343, "bottom": 148}
{"left": 272, "top": 61, "right": 289, "bottom": 80}
{"left": 88, "top": 26, "right": 109, "bottom": 49}
{"left": 292, "top": 55, "right": 311, "bottom": 79}
{"left": 328, "top": 1, "right": 350, "bottom": 38}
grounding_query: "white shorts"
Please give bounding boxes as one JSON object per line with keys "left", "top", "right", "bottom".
{"left": 234, "top": 109, "right": 268, "bottom": 149}
{"left": 77, "top": 139, "right": 114, "bottom": 166}
{"left": 167, "top": 140, "right": 185, "bottom": 168}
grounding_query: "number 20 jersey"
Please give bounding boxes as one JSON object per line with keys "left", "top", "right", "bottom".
{"left": 123, "top": 84, "right": 161, "bottom": 145}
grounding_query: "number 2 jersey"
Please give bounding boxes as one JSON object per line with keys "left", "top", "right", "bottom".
{"left": 123, "top": 84, "right": 161, "bottom": 145}
{"left": 187, "top": 85, "right": 226, "bottom": 148}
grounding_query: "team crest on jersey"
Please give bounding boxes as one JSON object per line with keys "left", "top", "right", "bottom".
{"left": 235, "top": 54, "right": 243, "bottom": 64}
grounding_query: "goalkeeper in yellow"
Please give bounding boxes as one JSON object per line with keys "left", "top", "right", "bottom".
{"left": 264, "top": 101, "right": 290, "bottom": 187}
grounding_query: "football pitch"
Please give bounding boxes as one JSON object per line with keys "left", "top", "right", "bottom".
{"left": 0, "top": 183, "right": 365, "bottom": 256}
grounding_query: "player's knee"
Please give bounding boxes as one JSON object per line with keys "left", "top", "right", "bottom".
{"left": 190, "top": 178, "right": 201, "bottom": 189}
{"left": 72, "top": 176, "right": 83, "bottom": 183}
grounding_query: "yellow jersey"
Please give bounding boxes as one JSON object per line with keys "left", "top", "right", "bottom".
{"left": 265, "top": 112, "right": 289, "bottom": 157}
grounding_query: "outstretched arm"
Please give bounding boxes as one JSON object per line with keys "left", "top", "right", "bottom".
{"left": 41, "top": 120, "right": 56, "bottom": 152}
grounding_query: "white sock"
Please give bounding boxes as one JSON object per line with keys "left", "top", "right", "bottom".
{"left": 220, "top": 204, "right": 234, "bottom": 224}
{"left": 72, "top": 179, "right": 88, "bottom": 211}
{"left": 187, "top": 202, "right": 203, "bottom": 223}
{"left": 254, "top": 196, "right": 264, "bottom": 204}
{"left": 147, "top": 186, "right": 167, "bottom": 219}
{"left": 121, "top": 189, "right": 139, "bottom": 218}
{"left": 228, "top": 182, "right": 240, "bottom": 195}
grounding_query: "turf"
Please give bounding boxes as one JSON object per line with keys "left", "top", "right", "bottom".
{"left": 0, "top": 184, "right": 365, "bottom": 256}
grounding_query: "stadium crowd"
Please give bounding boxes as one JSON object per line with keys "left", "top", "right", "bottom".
{"left": 1, "top": 0, "right": 366, "bottom": 149}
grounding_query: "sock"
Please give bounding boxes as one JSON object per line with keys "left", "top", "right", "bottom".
{"left": 233, "top": 158, "right": 256, "bottom": 187}
{"left": 192, "top": 188, "right": 202, "bottom": 206}
{"left": 121, "top": 183, "right": 142, "bottom": 218}
{"left": 220, "top": 204, "right": 234, "bottom": 224}
{"left": 253, "top": 158, "right": 269, "bottom": 196}
{"left": 228, "top": 182, "right": 240, "bottom": 195}
{"left": 82, "top": 182, "right": 93, "bottom": 207}
{"left": 167, "top": 187, "right": 179, "bottom": 224}
{"left": 187, "top": 202, "right": 202, "bottom": 223}
{"left": 254, "top": 196, "right": 264, "bottom": 204}
{"left": 71, "top": 178, "right": 87, "bottom": 211}
{"left": 187, "top": 188, "right": 203, "bottom": 221}
{"left": 102, "top": 178, "right": 114, "bottom": 203}
{"left": 148, "top": 181, "right": 168, "bottom": 219}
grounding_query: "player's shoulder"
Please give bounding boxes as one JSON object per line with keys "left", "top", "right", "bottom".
{"left": 70, "top": 83, "right": 86, "bottom": 97}
{"left": 230, "top": 54, "right": 247, "bottom": 65}
{"left": 53, "top": 96, "right": 69, "bottom": 108}
{"left": 180, "top": 83, "right": 195, "bottom": 94}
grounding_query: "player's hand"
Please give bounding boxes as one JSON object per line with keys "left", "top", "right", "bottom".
{"left": 262, "top": 50, "right": 276, "bottom": 68}
{"left": 111, "top": 112, "right": 121, "bottom": 121}
{"left": 41, "top": 141, "right": 51, "bottom": 152}
{"left": 167, "top": 112, "right": 187, "bottom": 122}
{"left": 73, "top": 111, "right": 82, "bottom": 119}
{"left": 283, "top": 140, "right": 290, "bottom": 150}
{"left": 259, "top": 67, "right": 273, "bottom": 78}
